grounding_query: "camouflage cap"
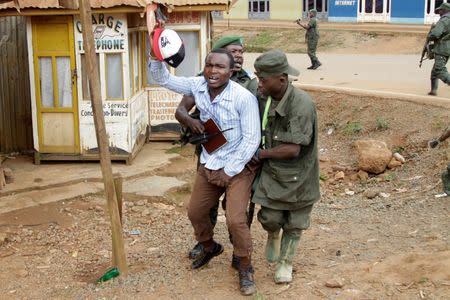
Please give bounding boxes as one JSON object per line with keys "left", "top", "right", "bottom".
{"left": 435, "top": 2, "right": 450, "bottom": 13}
{"left": 254, "top": 49, "right": 299, "bottom": 78}
{"left": 309, "top": 8, "right": 318, "bottom": 16}
{"left": 212, "top": 35, "right": 243, "bottom": 50}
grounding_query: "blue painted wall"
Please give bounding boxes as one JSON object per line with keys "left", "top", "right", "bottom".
{"left": 391, "top": 0, "right": 424, "bottom": 18}
{"left": 329, "top": 0, "right": 358, "bottom": 17}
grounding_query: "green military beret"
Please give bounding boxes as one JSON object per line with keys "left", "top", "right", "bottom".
{"left": 254, "top": 49, "right": 299, "bottom": 78}
{"left": 212, "top": 35, "right": 243, "bottom": 50}
{"left": 436, "top": 2, "right": 450, "bottom": 13}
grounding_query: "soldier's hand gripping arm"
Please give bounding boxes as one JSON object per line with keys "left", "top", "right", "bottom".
{"left": 429, "top": 126, "right": 450, "bottom": 148}
{"left": 257, "top": 143, "right": 301, "bottom": 161}
{"left": 175, "top": 96, "right": 204, "bottom": 134}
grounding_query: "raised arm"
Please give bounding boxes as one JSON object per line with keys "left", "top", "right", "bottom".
{"left": 148, "top": 59, "right": 200, "bottom": 96}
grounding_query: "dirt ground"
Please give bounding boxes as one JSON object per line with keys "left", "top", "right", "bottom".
{"left": 212, "top": 27, "right": 425, "bottom": 55}
{"left": 1, "top": 29, "right": 449, "bottom": 299}
{"left": 1, "top": 90, "right": 449, "bottom": 299}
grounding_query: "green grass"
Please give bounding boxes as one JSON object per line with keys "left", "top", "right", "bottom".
{"left": 375, "top": 116, "right": 390, "bottom": 130}
{"left": 250, "top": 292, "right": 266, "bottom": 300}
{"left": 165, "top": 146, "right": 181, "bottom": 154}
{"left": 384, "top": 173, "right": 396, "bottom": 182}
{"left": 393, "top": 146, "right": 405, "bottom": 154}
{"left": 343, "top": 121, "right": 363, "bottom": 135}
{"left": 245, "top": 31, "right": 275, "bottom": 53}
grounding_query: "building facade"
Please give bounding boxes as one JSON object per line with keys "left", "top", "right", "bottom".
{"left": 0, "top": 0, "right": 230, "bottom": 163}
{"left": 222, "top": 0, "right": 448, "bottom": 24}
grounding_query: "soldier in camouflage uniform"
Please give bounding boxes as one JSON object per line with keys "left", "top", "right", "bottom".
{"left": 428, "top": 3, "right": 450, "bottom": 96}
{"left": 429, "top": 125, "right": 450, "bottom": 195}
{"left": 251, "top": 49, "right": 320, "bottom": 284}
{"left": 296, "top": 9, "right": 321, "bottom": 70}
{"left": 177, "top": 35, "right": 258, "bottom": 261}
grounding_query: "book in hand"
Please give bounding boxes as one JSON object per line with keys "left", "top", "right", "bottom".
{"left": 188, "top": 119, "right": 231, "bottom": 154}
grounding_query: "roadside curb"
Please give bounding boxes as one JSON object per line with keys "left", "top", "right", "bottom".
{"left": 214, "top": 20, "right": 429, "bottom": 34}
{"left": 295, "top": 83, "right": 450, "bottom": 108}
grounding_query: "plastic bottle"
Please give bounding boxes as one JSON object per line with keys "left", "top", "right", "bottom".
{"left": 96, "top": 267, "right": 120, "bottom": 283}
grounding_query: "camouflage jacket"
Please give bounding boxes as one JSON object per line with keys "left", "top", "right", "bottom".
{"left": 430, "top": 15, "right": 450, "bottom": 56}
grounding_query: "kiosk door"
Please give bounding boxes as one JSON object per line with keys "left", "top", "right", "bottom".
{"left": 358, "top": 0, "right": 391, "bottom": 22}
{"left": 32, "top": 16, "right": 79, "bottom": 154}
{"left": 425, "top": 0, "right": 449, "bottom": 24}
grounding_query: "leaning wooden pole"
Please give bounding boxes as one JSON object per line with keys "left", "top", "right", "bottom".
{"left": 78, "top": 0, "right": 128, "bottom": 276}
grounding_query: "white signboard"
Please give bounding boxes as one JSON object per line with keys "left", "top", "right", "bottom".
{"left": 148, "top": 88, "right": 182, "bottom": 126}
{"left": 74, "top": 13, "right": 127, "bottom": 53}
{"left": 335, "top": 0, "right": 356, "bottom": 5}
{"left": 79, "top": 101, "right": 129, "bottom": 152}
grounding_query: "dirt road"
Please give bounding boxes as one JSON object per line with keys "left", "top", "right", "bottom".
{"left": 243, "top": 53, "right": 450, "bottom": 99}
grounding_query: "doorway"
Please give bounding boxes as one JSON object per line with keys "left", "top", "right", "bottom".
{"left": 425, "top": 0, "right": 449, "bottom": 24}
{"left": 303, "top": 0, "right": 329, "bottom": 20}
{"left": 248, "top": 0, "right": 270, "bottom": 19}
{"left": 31, "top": 16, "right": 79, "bottom": 154}
{"left": 358, "top": 0, "right": 391, "bottom": 22}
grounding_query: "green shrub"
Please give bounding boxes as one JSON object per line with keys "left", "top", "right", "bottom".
{"left": 343, "top": 122, "right": 363, "bottom": 135}
{"left": 375, "top": 117, "right": 389, "bottom": 130}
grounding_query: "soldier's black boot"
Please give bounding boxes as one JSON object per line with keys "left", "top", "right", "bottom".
{"left": 311, "top": 61, "right": 322, "bottom": 70}
{"left": 428, "top": 79, "right": 438, "bottom": 96}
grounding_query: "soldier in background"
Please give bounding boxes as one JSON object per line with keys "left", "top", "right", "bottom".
{"left": 296, "top": 9, "right": 321, "bottom": 70}
{"left": 429, "top": 125, "right": 450, "bottom": 195}
{"left": 428, "top": 3, "right": 450, "bottom": 96}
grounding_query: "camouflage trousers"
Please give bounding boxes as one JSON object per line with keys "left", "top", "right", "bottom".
{"left": 307, "top": 39, "right": 319, "bottom": 65}
{"left": 431, "top": 54, "right": 450, "bottom": 84}
{"left": 257, "top": 204, "right": 314, "bottom": 237}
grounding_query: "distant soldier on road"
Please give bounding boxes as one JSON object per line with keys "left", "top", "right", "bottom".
{"left": 428, "top": 3, "right": 450, "bottom": 96}
{"left": 296, "top": 9, "right": 321, "bottom": 70}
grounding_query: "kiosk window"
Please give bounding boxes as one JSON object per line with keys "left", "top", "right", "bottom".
{"left": 128, "top": 31, "right": 142, "bottom": 96}
{"left": 38, "top": 57, "right": 54, "bottom": 107}
{"left": 106, "top": 53, "right": 124, "bottom": 99}
{"left": 80, "top": 54, "right": 99, "bottom": 101}
{"left": 144, "top": 31, "right": 200, "bottom": 86}
{"left": 175, "top": 31, "right": 200, "bottom": 77}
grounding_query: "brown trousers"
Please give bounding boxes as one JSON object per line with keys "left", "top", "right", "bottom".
{"left": 187, "top": 164, "right": 255, "bottom": 257}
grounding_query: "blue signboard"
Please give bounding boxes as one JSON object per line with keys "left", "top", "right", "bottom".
{"left": 329, "top": 0, "right": 358, "bottom": 22}
{"left": 391, "top": 0, "right": 424, "bottom": 23}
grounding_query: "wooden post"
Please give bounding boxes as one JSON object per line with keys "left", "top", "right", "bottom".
{"left": 78, "top": 0, "right": 128, "bottom": 276}
{"left": 0, "top": 168, "right": 5, "bottom": 190}
{"left": 113, "top": 173, "right": 123, "bottom": 224}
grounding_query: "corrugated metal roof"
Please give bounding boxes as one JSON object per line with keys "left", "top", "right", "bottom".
{"left": 0, "top": 0, "right": 231, "bottom": 10}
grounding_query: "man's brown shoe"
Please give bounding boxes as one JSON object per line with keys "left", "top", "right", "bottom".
{"left": 239, "top": 266, "right": 256, "bottom": 296}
